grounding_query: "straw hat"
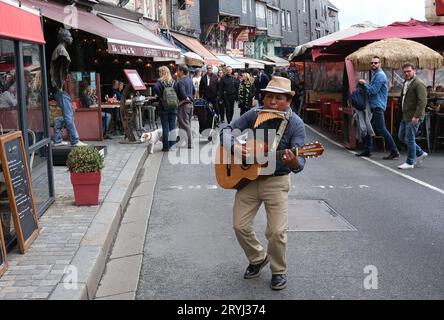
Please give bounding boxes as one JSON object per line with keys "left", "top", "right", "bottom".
{"left": 261, "top": 76, "right": 295, "bottom": 96}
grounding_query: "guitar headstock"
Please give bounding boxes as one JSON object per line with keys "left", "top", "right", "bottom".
{"left": 295, "top": 142, "right": 325, "bottom": 159}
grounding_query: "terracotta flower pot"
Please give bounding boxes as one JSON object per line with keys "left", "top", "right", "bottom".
{"left": 70, "top": 172, "right": 101, "bottom": 206}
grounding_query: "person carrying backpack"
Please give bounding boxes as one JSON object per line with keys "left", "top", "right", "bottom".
{"left": 154, "top": 66, "right": 179, "bottom": 152}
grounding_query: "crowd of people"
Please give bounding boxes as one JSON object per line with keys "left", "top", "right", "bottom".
{"left": 150, "top": 64, "right": 304, "bottom": 151}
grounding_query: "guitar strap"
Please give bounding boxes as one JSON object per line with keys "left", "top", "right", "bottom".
{"left": 271, "top": 109, "right": 292, "bottom": 152}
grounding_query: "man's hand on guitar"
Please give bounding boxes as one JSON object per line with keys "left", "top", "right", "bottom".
{"left": 233, "top": 144, "right": 250, "bottom": 162}
{"left": 282, "top": 149, "right": 300, "bottom": 170}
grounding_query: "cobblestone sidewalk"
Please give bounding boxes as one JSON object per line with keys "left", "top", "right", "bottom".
{"left": 0, "top": 139, "right": 148, "bottom": 299}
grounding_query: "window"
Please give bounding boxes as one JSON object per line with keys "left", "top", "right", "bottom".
{"left": 315, "top": 9, "right": 318, "bottom": 20}
{"left": 316, "top": 29, "right": 321, "bottom": 39}
{"left": 281, "top": 11, "right": 286, "bottom": 30}
{"left": 256, "top": 3, "right": 266, "bottom": 19}
{"left": 286, "top": 11, "right": 292, "bottom": 32}
{"left": 304, "top": 22, "right": 309, "bottom": 37}
{"left": 303, "top": 0, "right": 307, "bottom": 12}
{"left": 267, "top": 9, "right": 273, "bottom": 26}
{"left": 274, "top": 11, "right": 278, "bottom": 25}
{"left": 242, "top": 0, "right": 247, "bottom": 14}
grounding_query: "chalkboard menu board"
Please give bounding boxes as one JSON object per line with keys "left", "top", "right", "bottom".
{"left": 0, "top": 131, "right": 39, "bottom": 254}
{"left": 0, "top": 218, "right": 7, "bottom": 277}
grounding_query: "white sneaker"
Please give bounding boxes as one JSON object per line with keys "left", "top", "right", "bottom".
{"left": 53, "top": 141, "right": 69, "bottom": 147}
{"left": 398, "top": 163, "right": 414, "bottom": 170}
{"left": 72, "top": 141, "right": 88, "bottom": 147}
{"left": 415, "top": 152, "right": 428, "bottom": 166}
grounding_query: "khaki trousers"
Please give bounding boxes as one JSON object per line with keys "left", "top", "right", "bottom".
{"left": 233, "top": 175, "right": 290, "bottom": 274}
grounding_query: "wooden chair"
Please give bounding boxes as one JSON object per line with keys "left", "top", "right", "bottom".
{"left": 320, "top": 101, "right": 333, "bottom": 130}
{"left": 330, "top": 102, "right": 343, "bottom": 139}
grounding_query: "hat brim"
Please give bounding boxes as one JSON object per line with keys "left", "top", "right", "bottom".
{"left": 261, "top": 88, "right": 295, "bottom": 97}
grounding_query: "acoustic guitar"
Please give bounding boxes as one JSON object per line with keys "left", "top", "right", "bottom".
{"left": 215, "top": 141, "right": 324, "bottom": 190}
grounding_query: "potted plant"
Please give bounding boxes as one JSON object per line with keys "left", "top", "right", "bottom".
{"left": 66, "top": 146, "right": 104, "bottom": 206}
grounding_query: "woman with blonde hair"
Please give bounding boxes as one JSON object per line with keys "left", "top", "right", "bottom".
{"left": 154, "top": 65, "right": 179, "bottom": 151}
{"left": 238, "top": 72, "right": 256, "bottom": 115}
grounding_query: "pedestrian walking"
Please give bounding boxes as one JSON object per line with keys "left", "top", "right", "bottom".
{"left": 219, "top": 66, "right": 239, "bottom": 123}
{"left": 176, "top": 65, "right": 195, "bottom": 149}
{"left": 220, "top": 77, "right": 306, "bottom": 291}
{"left": 252, "top": 69, "right": 270, "bottom": 107}
{"left": 356, "top": 56, "right": 400, "bottom": 159}
{"left": 192, "top": 69, "right": 202, "bottom": 100}
{"left": 397, "top": 63, "right": 428, "bottom": 169}
{"left": 153, "top": 66, "right": 179, "bottom": 152}
{"left": 238, "top": 72, "right": 256, "bottom": 115}
{"left": 217, "top": 69, "right": 225, "bottom": 122}
{"left": 199, "top": 65, "right": 219, "bottom": 113}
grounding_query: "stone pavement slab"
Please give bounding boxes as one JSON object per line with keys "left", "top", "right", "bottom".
{"left": 0, "top": 139, "right": 149, "bottom": 300}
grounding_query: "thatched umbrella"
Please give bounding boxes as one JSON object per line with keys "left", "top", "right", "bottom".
{"left": 346, "top": 38, "right": 443, "bottom": 71}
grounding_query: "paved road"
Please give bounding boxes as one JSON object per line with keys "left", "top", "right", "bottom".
{"left": 136, "top": 119, "right": 444, "bottom": 300}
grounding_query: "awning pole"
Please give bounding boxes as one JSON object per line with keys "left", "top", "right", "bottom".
{"left": 433, "top": 68, "right": 436, "bottom": 90}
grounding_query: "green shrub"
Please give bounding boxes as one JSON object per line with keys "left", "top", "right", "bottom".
{"left": 66, "top": 146, "right": 104, "bottom": 173}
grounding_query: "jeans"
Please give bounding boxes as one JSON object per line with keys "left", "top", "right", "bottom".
{"left": 160, "top": 109, "right": 177, "bottom": 150}
{"left": 53, "top": 91, "right": 79, "bottom": 145}
{"left": 102, "top": 112, "right": 111, "bottom": 135}
{"left": 398, "top": 120, "right": 424, "bottom": 165}
{"left": 365, "top": 108, "right": 397, "bottom": 153}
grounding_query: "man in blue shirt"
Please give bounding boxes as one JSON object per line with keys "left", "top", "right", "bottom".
{"left": 357, "top": 56, "right": 400, "bottom": 160}
{"left": 220, "top": 77, "right": 306, "bottom": 291}
{"left": 176, "top": 65, "right": 195, "bottom": 149}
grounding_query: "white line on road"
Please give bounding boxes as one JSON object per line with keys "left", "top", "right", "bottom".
{"left": 306, "top": 125, "right": 444, "bottom": 196}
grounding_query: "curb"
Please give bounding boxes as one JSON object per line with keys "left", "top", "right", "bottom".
{"left": 49, "top": 146, "right": 149, "bottom": 300}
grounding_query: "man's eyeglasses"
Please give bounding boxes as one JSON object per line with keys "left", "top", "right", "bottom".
{"left": 371, "top": 62, "right": 380, "bottom": 65}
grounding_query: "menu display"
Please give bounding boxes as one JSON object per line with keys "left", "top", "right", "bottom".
{"left": 0, "top": 132, "right": 39, "bottom": 254}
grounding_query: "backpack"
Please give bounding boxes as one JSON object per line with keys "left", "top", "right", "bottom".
{"left": 351, "top": 85, "right": 366, "bottom": 111}
{"left": 161, "top": 81, "right": 179, "bottom": 110}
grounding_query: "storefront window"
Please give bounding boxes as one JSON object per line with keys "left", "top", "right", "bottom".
{"left": 0, "top": 38, "right": 19, "bottom": 132}
{"left": 22, "top": 42, "right": 46, "bottom": 145}
{"left": 306, "top": 62, "right": 344, "bottom": 92}
{"left": 29, "top": 145, "right": 51, "bottom": 211}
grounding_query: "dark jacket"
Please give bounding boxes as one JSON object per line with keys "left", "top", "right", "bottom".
{"left": 254, "top": 72, "right": 270, "bottom": 102}
{"left": 219, "top": 74, "right": 239, "bottom": 100}
{"left": 400, "top": 76, "right": 427, "bottom": 121}
{"left": 176, "top": 76, "right": 195, "bottom": 104}
{"left": 238, "top": 80, "right": 256, "bottom": 108}
{"left": 199, "top": 73, "right": 218, "bottom": 99}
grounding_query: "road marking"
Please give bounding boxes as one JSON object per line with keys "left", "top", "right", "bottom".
{"left": 306, "top": 125, "right": 444, "bottom": 196}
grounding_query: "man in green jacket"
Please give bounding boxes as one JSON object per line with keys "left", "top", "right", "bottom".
{"left": 397, "top": 63, "right": 428, "bottom": 169}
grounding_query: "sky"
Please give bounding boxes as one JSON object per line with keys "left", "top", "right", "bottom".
{"left": 331, "top": 0, "right": 427, "bottom": 29}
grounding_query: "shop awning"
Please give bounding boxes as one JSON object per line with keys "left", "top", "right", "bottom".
{"left": 99, "top": 14, "right": 180, "bottom": 59}
{"left": 215, "top": 54, "right": 245, "bottom": 69}
{"left": 0, "top": 0, "right": 45, "bottom": 44}
{"left": 21, "top": 0, "right": 180, "bottom": 59}
{"left": 263, "top": 55, "right": 290, "bottom": 67}
{"left": 289, "top": 23, "right": 379, "bottom": 60}
{"left": 254, "top": 58, "right": 276, "bottom": 66}
{"left": 170, "top": 32, "right": 221, "bottom": 66}
{"left": 235, "top": 57, "right": 264, "bottom": 69}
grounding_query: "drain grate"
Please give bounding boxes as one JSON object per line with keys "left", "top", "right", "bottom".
{"left": 287, "top": 200, "right": 357, "bottom": 232}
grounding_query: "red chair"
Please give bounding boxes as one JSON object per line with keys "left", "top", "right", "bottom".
{"left": 330, "top": 102, "right": 343, "bottom": 139}
{"left": 321, "top": 102, "right": 332, "bottom": 130}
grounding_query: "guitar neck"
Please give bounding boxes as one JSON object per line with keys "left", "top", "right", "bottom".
{"left": 276, "top": 148, "right": 298, "bottom": 159}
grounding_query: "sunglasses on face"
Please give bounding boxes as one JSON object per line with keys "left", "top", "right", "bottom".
{"left": 371, "top": 62, "right": 380, "bottom": 65}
